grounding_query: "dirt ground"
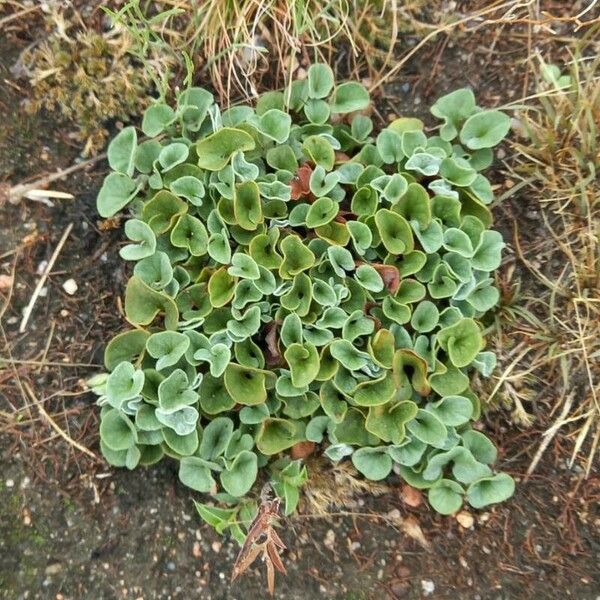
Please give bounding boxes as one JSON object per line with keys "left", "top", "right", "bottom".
{"left": 1, "top": 5, "right": 599, "bottom": 600}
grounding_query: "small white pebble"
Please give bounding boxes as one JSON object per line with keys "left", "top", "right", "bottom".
{"left": 36, "top": 260, "right": 48, "bottom": 275}
{"left": 421, "top": 579, "right": 435, "bottom": 596}
{"left": 456, "top": 511, "right": 474, "bottom": 529}
{"left": 62, "top": 278, "right": 78, "bottom": 295}
{"left": 324, "top": 529, "right": 335, "bottom": 550}
{"left": 6, "top": 479, "right": 14, "bottom": 488}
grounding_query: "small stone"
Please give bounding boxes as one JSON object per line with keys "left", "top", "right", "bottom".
{"left": 6, "top": 479, "right": 14, "bottom": 488}
{"left": 62, "top": 278, "right": 78, "bottom": 295}
{"left": 166, "top": 561, "right": 176, "bottom": 572}
{"left": 45, "top": 563, "right": 62, "bottom": 575}
{"left": 387, "top": 508, "right": 401, "bottom": 521}
{"left": 36, "top": 260, "right": 48, "bottom": 275}
{"left": 324, "top": 529, "right": 335, "bottom": 551}
{"left": 421, "top": 579, "right": 435, "bottom": 596}
{"left": 400, "top": 484, "right": 423, "bottom": 508}
{"left": 211, "top": 541, "right": 222, "bottom": 553}
{"left": 456, "top": 511, "right": 474, "bottom": 529}
{"left": 0, "top": 274, "right": 13, "bottom": 291}
{"left": 192, "top": 542, "right": 202, "bottom": 558}
{"left": 396, "top": 566, "right": 410, "bottom": 578}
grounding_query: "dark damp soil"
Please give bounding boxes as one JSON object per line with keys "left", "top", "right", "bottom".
{"left": 1, "top": 8, "right": 599, "bottom": 600}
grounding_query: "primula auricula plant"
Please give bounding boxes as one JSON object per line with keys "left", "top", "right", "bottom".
{"left": 90, "top": 63, "right": 514, "bottom": 539}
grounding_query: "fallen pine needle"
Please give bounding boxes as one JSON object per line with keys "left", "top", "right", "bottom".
{"left": 23, "top": 381, "right": 101, "bottom": 462}
{"left": 19, "top": 222, "right": 73, "bottom": 333}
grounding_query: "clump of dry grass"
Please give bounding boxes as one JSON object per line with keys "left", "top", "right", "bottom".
{"left": 299, "top": 457, "right": 389, "bottom": 516}
{"left": 493, "top": 33, "right": 599, "bottom": 476}
{"left": 111, "top": 0, "right": 428, "bottom": 102}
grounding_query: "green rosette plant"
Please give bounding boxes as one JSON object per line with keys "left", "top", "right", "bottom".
{"left": 91, "top": 65, "right": 514, "bottom": 536}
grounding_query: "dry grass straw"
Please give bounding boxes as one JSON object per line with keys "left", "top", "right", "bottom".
{"left": 495, "top": 30, "right": 599, "bottom": 476}
{"left": 123, "top": 0, "right": 430, "bottom": 101}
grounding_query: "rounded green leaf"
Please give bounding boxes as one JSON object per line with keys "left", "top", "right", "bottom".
{"left": 146, "top": 331, "right": 190, "bottom": 370}
{"left": 199, "top": 374, "right": 236, "bottom": 414}
{"left": 196, "top": 128, "right": 255, "bottom": 171}
{"left": 156, "top": 405, "right": 199, "bottom": 436}
{"left": 179, "top": 456, "right": 216, "bottom": 493}
{"left": 208, "top": 267, "right": 236, "bottom": 307}
{"left": 228, "top": 253, "right": 260, "bottom": 280}
{"left": 330, "top": 82, "right": 370, "bottom": 114}
{"left": 97, "top": 173, "right": 138, "bottom": 218}
{"left": 410, "top": 300, "right": 439, "bottom": 333}
{"left": 233, "top": 180, "right": 263, "bottom": 231}
{"left": 142, "top": 103, "right": 176, "bottom": 137}
{"left": 100, "top": 408, "right": 137, "bottom": 451}
{"left": 428, "top": 395, "right": 473, "bottom": 427}
{"left": 279, "top": 235, "right": 315, "bottom": 279}
{"left": 330, "top": 339, "right": 371, "bottom": 371}
{"left": 354, "top": 265, "right": 384, "bottom": 292}
{"left": 462, "top": 430, "right": 497, "bottom": 464}
{"left": 170, "top": 176, "right": 205, "bottom": 206}
{"left": 466, "top": 473, "right": 515, "bottom": 508}
{"left": 220, "top": 451, "right": 258, "bottom": 497}
{"left": 170, "top": 214, "right": 209, "bottom": 256}
{"left": 284, "top": 342, "right": 320, "bottom": 388}
{"left": 306, "top": 197, "right": 338, "bottom": 228}
{"left": 104, "top": 329, "right": 150, "bottom": 371}
{"left": 158, "top": 142, "right": 189, "bottom": 172}
{"left": 437, "top": 318, "right": 483, "bottom": 368}
{"left": 365, "top": 401, "right": 417, "bottom": 444}
{"left": 406, "top": 409, "right": 448, "bottom": 447}
{"left": 199, "top": 417, "right": 234, "bottom": 460}
{"left": 158, "top": 369, "right": 198, "bottom": 411}
{"left": 308, "top": 63, "right": 334, "bottom": 99}
{"left": 223, "top": 364, "right": 272, "bottom": 406}
{"left": 124, "top": 276, "right": 179, "bottom": 330}
{"left": 120, "top": 219, "right": 156, "bottom": 261}
{"left": 352, "top": 447, "right": 392, "bottom": 481}
{"left": 106, "top": 361, "right": 144, "bottom": 405}
{"left": 460, "top": 110, "right": 511, "bottom": 150}
{"left": 249, "top": 109, "right": 291, "bottom": 143}
{"left": 108, "top": 126, "right": 137, "bottom": 176}
{"left": 353, "top": 372, "right": 396, "bottom": 406}
{"left": 162, "top": 427, "right": 199, "bottom": 456}
{"left": 303, "top": 136, "right": 335, "bottom": 170}
{"left": 428, "top": 479, "right": 464, "bottom": 514}
{"left": 256, "top": 418, "right": 305, "bottom": 455}
{"left": 430, "top": 88, "right": 477, "bottom": 141}
{"left": 375, "top": 209, "right": 414, "bottom": 255}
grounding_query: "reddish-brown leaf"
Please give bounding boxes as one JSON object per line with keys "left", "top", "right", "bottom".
{"left": 264, "top": 321, "right": 282, "bottom": 366}
{"left": 372, "top": 263, "right": 401, "bottom": 295}
{"left": 290, "top": 164, "right": 313, "bottom": 200}
{"left": 290, "top": 441, "right": 316, "bottom": 460}
{"left": 267, "top": 541, "right": 287, "bottom": 575}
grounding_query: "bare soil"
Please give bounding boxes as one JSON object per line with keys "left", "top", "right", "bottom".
{"left": 1, "top": 7, "right": 599, "bottom": 600}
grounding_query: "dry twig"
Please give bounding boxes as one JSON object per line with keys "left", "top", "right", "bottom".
{"left": 19, "top": 222, "right": 73, "bottom": 333}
